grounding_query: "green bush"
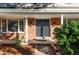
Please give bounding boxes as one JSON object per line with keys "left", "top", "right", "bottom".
{"left": 11, "top": 38, "right": 22, "bottom": 46}
{"left": 54, "top": 20, "right": 79, "bottom": 55}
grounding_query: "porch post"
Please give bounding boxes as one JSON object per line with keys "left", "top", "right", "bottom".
{"left": 25, "top": 16, "right": 28, "bottom": 43}
{"left": 61, "top": 14, "right": 64, "bottom": 26}
{"left": 66, "top": 18, "right": 68, "bottom": 26}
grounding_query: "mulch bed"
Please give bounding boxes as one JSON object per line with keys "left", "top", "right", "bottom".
{"left": 0, "top": 44, "right": 35, "bottom": 55}
{"left": 0, "top": 44, "right": 46, "bottom": 55}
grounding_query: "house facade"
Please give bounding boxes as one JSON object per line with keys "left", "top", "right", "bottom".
{"left": 0, "top": 4, "right": 79, "bottom": 44}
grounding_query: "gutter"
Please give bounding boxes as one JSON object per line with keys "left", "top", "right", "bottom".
{"left": 0, "top": 9, "right": 79, "bottom": 13}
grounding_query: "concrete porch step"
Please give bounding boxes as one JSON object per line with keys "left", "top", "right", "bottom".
{"left": 0, "top": 40, "right": 13, "bottom": 45}
{"left": 28, "top": 39, "right": 51, "bottom": 45}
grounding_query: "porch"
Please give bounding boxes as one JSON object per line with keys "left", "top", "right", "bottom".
{"left": 0, "top": 14, "right": 79, "bottom": 54}
{"left": 0, "top": 14, "right": 79, "bottom": 44}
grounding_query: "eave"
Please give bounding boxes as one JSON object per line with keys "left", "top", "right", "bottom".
{"left": 0, "top": 8, "right": 79, "bottom": 13}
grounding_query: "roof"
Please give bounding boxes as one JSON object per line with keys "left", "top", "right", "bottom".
{"left": 0, "top": 3, "right": 79, "bottom": 17}
{"left": 0, "top": 3, "right": 79, "bottom": 9}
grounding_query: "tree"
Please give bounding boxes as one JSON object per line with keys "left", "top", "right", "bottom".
{"left": 54, "top": 20, "right": 79, "bottom": 55}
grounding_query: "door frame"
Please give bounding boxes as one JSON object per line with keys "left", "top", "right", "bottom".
{"left": 35, "top": 18, "right": 51, "bottom": 40}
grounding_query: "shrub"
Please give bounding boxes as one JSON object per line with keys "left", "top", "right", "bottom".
{"left": 54, "top": 20, "right": 79, "bottom": 55}
{"left": 11, "top": 39, "right": 21, "bottom": 46}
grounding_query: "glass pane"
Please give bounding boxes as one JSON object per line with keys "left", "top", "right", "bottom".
{"left": 20, "top": 19, "right": 24, "bottom": 32}
{"left": 36, "top": 19, "right": 42, "bottom": 37}
{"left": 2, "top": 19, "right": 7, "bottom": 32}
{"left": 43, "top": 26, "right": 50, "bottom": 37}
{"left": 36, "top": 19, "right": 50, "bottom": 37}
{"left": 8, "top": 20, "right": 18, "bottom": 32}
{"left": 43, "top": 20, "right": 50, "bottom": 37}
{"left": 0, "top": 19, "right": 1, "bottom": 32}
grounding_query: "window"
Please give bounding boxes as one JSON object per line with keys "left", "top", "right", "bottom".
{"left": 2, "top": 19, "right": 7, "bottom": 32}
{"left": 36, "top": 19, "right": 50, "bottom": 37}
{"left": 19, "top": 19, "right": 24, "bottom": 32}
{"left": 8, "top": 20, "right": 18, "bottom": 32}
{"left": 0, "top": 18, "right": 24, "bottom": 32}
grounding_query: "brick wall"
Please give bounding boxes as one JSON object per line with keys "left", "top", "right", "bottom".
{"left": 50, "top": 17, "right": 61, "bottom": 43}
{"left": 28, "top": 17, "right": 35, "bottom": 40}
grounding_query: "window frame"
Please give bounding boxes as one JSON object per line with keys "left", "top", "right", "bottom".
{"left": 36, "top": 19, "right": 50, "bottom": 37}
{"left": 8, "top": 19, "right": 18, "bottom": 32}
{"left": 2, "top": 19, "right": 7, "bottom": 32}
{"left": 0, "top": 18, "right": 25, "bottom": 33}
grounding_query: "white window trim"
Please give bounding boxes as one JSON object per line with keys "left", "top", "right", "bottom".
{"left": 35, "top": 18, "right": 50, "bottom": 40}
{"left": 6, "top": 19, "right": 8, "bottom": 32}
{"left": 0, "top": 18, "right": 25, "bottom": 33}
{"left": 18, "top": 18, "right": 20, "bottom": 32}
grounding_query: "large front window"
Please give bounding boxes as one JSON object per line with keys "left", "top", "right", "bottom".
{"left": 36, "top": 19, "right": 50, "bottom": 37}
{"left": 8, "top": 20, "right": 18, "bottom": 32}
{"left": 19, "top": 19, "right": 24, "bottom": 32}
{"left": 0, "top": 18, "right": 24, "bottom": 32}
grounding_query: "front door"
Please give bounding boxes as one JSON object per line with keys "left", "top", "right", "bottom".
{"left": 36, "top": 19, "right": 50, "bottom": 38}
